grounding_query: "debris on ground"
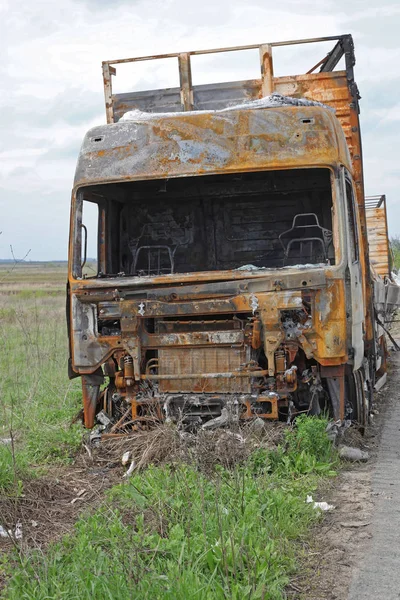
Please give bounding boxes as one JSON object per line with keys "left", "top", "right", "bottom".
{"left": 339, "top": 446, "right": 369, "bottom": 462}
{"left": 306, "top": 495, "right": 335, "bottom": 511}
{"left": 340, "top": 424, "right": 368, "bottom": 449}
{"left": 0, "top": 523, "right": 22, "bottom": 541}
{"left": 0, "top": 466, "right": 119, "bottom": 552}
{"left": 325, "top": 419, "right": 352, "bottom": 444}
{"left": 123, "top": 460, "right": 136, "bottom": 478}
{"left": 340, "top": 521, "right": 372, "bottom": 528}
{"left": 121, "top": 451, "right": 131, "bottom": 465}
{"left": 70, "top": 489, "right": 87, "bottom": 504}
{"left": 96, "top": 421, "right": 286, "bottom": 475}
{"left": 0, "top": 421, "right": 283, "bottom": 558}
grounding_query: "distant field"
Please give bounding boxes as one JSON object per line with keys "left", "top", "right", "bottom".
{"left": 0, "top": 262, "right": 68, "bottom": 294}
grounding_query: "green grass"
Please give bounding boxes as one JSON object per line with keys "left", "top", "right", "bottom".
{"left": 1, "top": 417, "right": 337, "bottom": 600}
{"left": 0, "top": 265, "right": 83, "bottom": 493}
{"left": 390, "top": 236, "right": 400, "bottom": 271}
{"left": 0, "top": 444, "right": 28, "bottom": 496}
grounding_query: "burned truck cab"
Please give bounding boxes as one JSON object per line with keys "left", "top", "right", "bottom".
{"left": 68, "top": 36, "right": 372, "bottom": 434}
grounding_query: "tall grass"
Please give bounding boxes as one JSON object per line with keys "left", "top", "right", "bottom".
{"left": 0, "top": 270, "right": 83, "bottom": 492}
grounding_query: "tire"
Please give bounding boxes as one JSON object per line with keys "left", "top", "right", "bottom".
{"left": 346, "top": 368, "right": 369, "bottom": 433}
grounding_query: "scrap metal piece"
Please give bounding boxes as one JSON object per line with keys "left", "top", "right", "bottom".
{"left": 96, "top": 410, "right": 111, "bottom": 428}
{"left": 202, "top": 407, "right": 230, "bottom": 430}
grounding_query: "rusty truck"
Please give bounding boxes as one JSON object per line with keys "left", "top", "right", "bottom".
{"left": 67, "top": 34, "right": 399, "bottom": 437}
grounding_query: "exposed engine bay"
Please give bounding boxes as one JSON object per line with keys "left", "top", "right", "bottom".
{"left": 81, "top": 291, "right": 347, "bottom": 439}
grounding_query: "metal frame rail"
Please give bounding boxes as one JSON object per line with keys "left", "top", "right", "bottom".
{"left": 102, "top": 34, "right": 356, "bottom": 123}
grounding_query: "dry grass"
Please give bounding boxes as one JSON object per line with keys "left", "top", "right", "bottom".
{"left": 0, "top": 463, "right": 120, "bottom": 561}
{"left": 0, "top": 262, "right": 67, "bottom": 294}
{"left": 95, "top": 420, "right": 286, "bottom": 474}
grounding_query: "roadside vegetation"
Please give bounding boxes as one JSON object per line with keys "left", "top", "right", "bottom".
{"left": 0, "top": 263, "right": 83, "bottom": 495}
{"left": 1, "top": 417, "right": 338, "bottom": 600}
{"left": 390, "top": 235, "right": 400, "bottom": 271}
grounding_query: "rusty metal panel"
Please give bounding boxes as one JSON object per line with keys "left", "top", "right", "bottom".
{"left": 111, "top": 71, "right": 352, "bottom": 123}
{"left": 274, "top": 71, "right": 354, "bottom": 159}
{"left": 113, "top": 80, "right": 262, "bottom": 120}
{"left": 194, "top": 80, "right": 261, "bottom": 111}
{"left": 74, "top": 265, "right": 327, "bottom": 293}
{"left": 158, "top": 346, "right": 251, "bottom": 393}
{"left": 142, "top": 330, "right": 244, "bottom": 348}
{"left": 113, "top": 89, "right": 182, "bottom": 120}
{"left": 365, "top": 200, "right": 390, "bottom": 278}
{"left": 74, "top": 107, "right": 350, "bottom": 188}
{"left": 102, "top": 35, "right": 350, "bottom": 122}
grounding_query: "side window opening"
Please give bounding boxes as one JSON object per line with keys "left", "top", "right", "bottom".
{"left": 81, "top": 200, "right": 99, "bottom": 278}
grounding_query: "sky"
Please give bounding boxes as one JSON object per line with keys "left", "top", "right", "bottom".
{"left": 0, "top": 0, "right": 399, "bottom": 261}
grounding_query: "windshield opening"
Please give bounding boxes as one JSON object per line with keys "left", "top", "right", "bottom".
{"left": 73, "top": 168, "right": 335, "bottom": 279}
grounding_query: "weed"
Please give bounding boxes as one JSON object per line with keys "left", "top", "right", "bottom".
{"left": 0, "top": 444, "right": 27, "bottom": 495}
{"left": 286, "top": 415, "right": 334, "bottom": 462}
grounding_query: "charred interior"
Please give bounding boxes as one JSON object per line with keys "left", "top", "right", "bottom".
{"left": 76, "top": 168, "right": 335, "bottom": 279}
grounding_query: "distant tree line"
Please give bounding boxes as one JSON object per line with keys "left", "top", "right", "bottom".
{"left": 390, "top": 236, "right": 400, "bottom": 272}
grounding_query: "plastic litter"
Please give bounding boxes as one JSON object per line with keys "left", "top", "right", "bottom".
{"left": 0, "top": 522, "right": 22, "bottom": 540}
{"left": 123, "top": 460, "right": 136, "bottom": 478}
{"left": 306, "top": 495, "right": 335, "bottom": 511}
{"left": 121, "top": 451, "right": 131, "bottom": 466}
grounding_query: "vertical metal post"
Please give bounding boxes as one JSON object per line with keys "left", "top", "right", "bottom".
{"left": 259, "top": 44, "right": 274, "bottom": 97}
{"left": 102, "top": 63, "right": 116, "bottom": 123}
{"left": 382, "top": 195, "right": 390, "bottom": 277}
{"left": 339, "top": 373, "right": 345, "bottom": 421}
{"left": 98, "top": 206, "right": 107, "bottom": 273}
{"left": 178, "top": 53, "right": 194, "bottom": 111}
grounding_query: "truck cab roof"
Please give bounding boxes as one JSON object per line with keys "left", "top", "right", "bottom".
{"left": 74, "top": 102, "right": 351, "bottom": 189}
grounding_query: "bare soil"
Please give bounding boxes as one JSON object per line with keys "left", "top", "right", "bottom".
{"left": 0, "top": 461, "right": 120, "bottom": 555}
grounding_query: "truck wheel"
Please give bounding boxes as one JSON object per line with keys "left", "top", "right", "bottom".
{"left": 346, "top": 368, "right": 369, "bottom": 433}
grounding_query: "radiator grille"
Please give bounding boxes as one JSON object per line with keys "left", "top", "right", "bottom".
{"left": 158, "top": 344, "right": 250, "bottom": 393}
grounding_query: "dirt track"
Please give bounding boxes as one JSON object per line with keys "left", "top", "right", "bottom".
{"left": 347, "top": 350, "right": 400, "bottom": 600}
{"left": 295, "top": 350, "right": 400, "bottom": 600}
